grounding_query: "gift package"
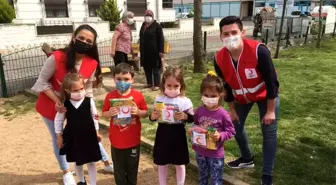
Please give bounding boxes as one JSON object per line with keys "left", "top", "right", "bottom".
{"left": 110, "top": 97, "right": 133, "bottom": 125}
{"left": 191, "top": 126, "right": 217, "bottom": 150}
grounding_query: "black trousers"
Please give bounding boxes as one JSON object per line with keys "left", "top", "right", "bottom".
{"left": 114, "top": 51, "right": 128, "bottom": 66}
{"left": 143, "top": 65, "right": 161, "bottom": 87}
{"left": 111, "top": 145, "right": 140, "bottom": 185}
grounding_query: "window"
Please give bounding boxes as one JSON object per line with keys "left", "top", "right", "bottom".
{"left": 127, "top": 0, "right": 147, "bottom": 16}
{"left": 162, "top": 0, "right": 173, "bottom": 9}
{"left": 88, "top": 0, "right": 103, "bottom": 17}
{"left": 44, "top": 0, "right": 69, "bottom": 18}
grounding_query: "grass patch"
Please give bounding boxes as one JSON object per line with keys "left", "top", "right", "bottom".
{"left": 0, "top": 95, "right": 36, "bottom": 121}
{"left": 142, "top": 39, "right": 336, "bottom": 185}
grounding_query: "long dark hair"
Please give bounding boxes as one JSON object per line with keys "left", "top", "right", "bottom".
{"left": 61, "top": 24, "right": 102, "bottom": 87}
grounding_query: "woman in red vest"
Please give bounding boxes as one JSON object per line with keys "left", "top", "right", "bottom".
{"left": 214, "top": 16, "right": 279, "bottom": 185}
{"left": 32, "top": 24, "right": 113, "bottom": 185}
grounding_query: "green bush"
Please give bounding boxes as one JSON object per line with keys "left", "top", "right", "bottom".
{"left": 0, "top": 0, "right": 15, "bottom": 23}
{"left": 96, "top": 0, "right": 121, "bottom": 31}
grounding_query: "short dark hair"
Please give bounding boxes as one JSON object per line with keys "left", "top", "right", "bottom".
{"left": 219, "top": 16, "right": 243, "bottom": 33}
{"left": 113, "top": 63, "right": 135, "bottom": 77}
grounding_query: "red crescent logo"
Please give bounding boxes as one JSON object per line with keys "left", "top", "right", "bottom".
{"left": 121, "top": 107, "right": 130, "bottom": 114}
{"left": 165, "top": 110, "right": 171, "bottom": 119}
{"left": 196, "top": 136, "right": 203, "bottom": 144}
{"left": 248, "top": 69, "right": 253, "bottom": 75}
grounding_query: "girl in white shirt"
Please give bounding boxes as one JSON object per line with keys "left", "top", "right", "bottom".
{"left": 150, "top": 67, "right": 194, "bottom": 185}
{"left": 55, "top": 73, "right": 101, "bottom": 185}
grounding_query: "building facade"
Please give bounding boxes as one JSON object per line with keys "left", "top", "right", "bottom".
{"left": 6, "top": 0, "right": 176, "bottom": 24}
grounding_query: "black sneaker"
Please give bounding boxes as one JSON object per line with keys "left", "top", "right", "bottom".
{"left": 227, "top": 156, "right": 255, "bottom": 169}
{"left": 261, "top": 174, "right": 273, "bottom": 185}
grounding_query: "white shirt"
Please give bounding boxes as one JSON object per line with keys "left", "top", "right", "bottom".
{"left": 54, "top": 98, "right": 99, "bottom": 134}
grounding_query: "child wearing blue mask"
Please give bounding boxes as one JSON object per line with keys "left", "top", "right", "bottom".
{"left": 102, "top": 63, "right": 148, "bottom": 185}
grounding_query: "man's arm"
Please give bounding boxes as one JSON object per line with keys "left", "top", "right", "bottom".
{"left": 257, "top": 45, "right": 279, "bottom": 115}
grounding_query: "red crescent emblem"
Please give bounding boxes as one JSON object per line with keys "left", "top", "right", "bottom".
{"left": 165, "top": 110, "right": 171, "bottom": 119}
{"left": 121, "top": 107, "right": 130, "bottom": 114}
{"left": 196, "top": 136, "right": 203, "bottom": 145}
{"left": 248, "top": 69, "right": 253, "bottom": 75}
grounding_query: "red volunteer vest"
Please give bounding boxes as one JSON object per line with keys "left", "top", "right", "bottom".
{"left": 216, "top": 39, "right": 267, "bottom": 104}
{"left": 35, "top": 50, "right": 98, "bottom": 120}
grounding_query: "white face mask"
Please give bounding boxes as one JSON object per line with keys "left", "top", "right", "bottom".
{"left": 165, "top": 88, "right": 180, "bottom": 98}
{"left": 70, "top": 90, "right": 86, "bottom": 100}
{"left": 145, "top": 16, "right": 153, "bottom": 23}
{"left": 128, "top": 18, "right": 135, "bottom": 25}
{"left": 201, "top": 96, "right": 219, "bottom": 108}
{"left": 222, "top": 35, "right": 241, "bottom": 50}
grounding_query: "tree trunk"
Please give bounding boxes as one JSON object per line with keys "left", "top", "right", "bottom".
{"left": 274, "top": 0, "right": 287, "bottom": 58}
{"left": 316, "top": 0, "right": 323, "bottom": 48}
{"left": 193, "top": 0, "right": 204, "bottom": 73}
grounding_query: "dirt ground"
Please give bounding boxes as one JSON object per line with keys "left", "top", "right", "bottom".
{"left": 0, "top": 95, "right": 197, "bottom": 185}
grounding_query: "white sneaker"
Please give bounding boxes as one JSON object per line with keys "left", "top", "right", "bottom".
{"left": 104, "top": 164, "right": 114, "bottom": 173}
{"left": 63, "top": 172, "right": 76, "bottom": 185}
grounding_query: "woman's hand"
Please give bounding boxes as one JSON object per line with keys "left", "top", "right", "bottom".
{"left": 55, "top": 100, "right": 66, "bottom": 113}
{"left": 57, "top": 135, "right": 64, "bottom": 148}
{"left": 110, "top": 51, "right": 115, "bottom": 57}
{"left": 159, "top": 53, "right": 165, "bottom": 58}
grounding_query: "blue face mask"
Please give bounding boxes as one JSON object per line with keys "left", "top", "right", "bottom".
{"left": 116, "top": 81, "right": 131, "bottom": 93}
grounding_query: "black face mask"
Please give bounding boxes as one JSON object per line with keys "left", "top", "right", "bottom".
{"left": 73, "top": 39, "right": 92, "bottom": 54}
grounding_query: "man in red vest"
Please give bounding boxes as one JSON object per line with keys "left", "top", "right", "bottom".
{"left": 214, "top": 16, "right": 279, "bottom": 185}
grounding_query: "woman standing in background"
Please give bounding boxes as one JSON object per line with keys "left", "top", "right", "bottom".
{"left": 139, "top": 10, "right": 165, "bottom": 91}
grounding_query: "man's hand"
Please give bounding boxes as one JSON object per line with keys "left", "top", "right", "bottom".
{"left": 57, "top": 135, "right": 64, "bottom": 149}
{"left": 229, "top": 110, "right": 239, "bottom": 123}
{"left": 97, "top": 133, "right": 103, "bottom": 142}
{"left": 210, "top": 131, "right": 221, "bottom": 142}
{"left": 262, "top": 111, "right": 276, "bottom": 125}
{"left": 174, "top": 111, "right": 187, "bottom": 121}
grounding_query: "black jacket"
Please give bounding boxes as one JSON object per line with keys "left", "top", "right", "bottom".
{"left": 139, "top": 21, "right": 164, "bottom": 67}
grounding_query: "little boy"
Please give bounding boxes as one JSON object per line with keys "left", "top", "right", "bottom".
{"left": 102, "top": 63, "right": 148, "bottom": 185}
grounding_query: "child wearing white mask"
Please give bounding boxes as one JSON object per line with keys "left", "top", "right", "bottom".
{"left": 189, "top": 71, "right": 235, "bottom": 185}
{"left": 150, "top": 67, "right": 194, "bottom": 185}
{"left": 55, "top": 73, "right": 102, "bottom": 185}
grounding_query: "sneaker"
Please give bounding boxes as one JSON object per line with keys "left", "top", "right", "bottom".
{"left": 227, "top": 156, "right": 255, "bottom": 169}
{"left": 77, "top": 180, "right": 87, "bottom": 185}
{"left": 63, "top": 172, "right": 76, "bottom": 185}
{"left": 261, "top": 174, "right": 273, "bottom": 185}
{"left": 104, "top": 164, "right": 114, "bottom": 173}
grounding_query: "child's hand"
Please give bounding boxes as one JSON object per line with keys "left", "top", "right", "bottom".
{"left": 174, "top": 111, "right": 187, "bottom": 121}
{"left": 57, "top": 135, "right": 64, "bottom": 148}
{"left": 55, "top": 100, "right": 67, "bottom": 113}
{"left": 150, "top": 110, "right": 161, "bottom": 120}
{"left": 210, "top": 131, "right": 221, "bottom": 142}
{"left": 187, "top": 128, "right": 193, "bottom": 136}
{"left": 131, "top": 102, "right": 139, "bottom": 116}
{"left": 109, "top": 107, "right": 119, "bottom": 118}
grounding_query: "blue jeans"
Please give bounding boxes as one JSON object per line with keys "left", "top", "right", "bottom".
{"left": 43, "top": 117, "right": 110, "bottom": 171}
{"left": 196, "top": 153, "right": 224, "bottom": 185}
{"left": 233, "top": 97, "right": 280, "bottom": 176}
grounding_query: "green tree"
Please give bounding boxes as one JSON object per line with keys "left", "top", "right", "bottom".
{"left": 0, "top": 0, "right": 15, "bottom": 23}
{"left": 96, "top": 0, "right": 121, "bottom": 30}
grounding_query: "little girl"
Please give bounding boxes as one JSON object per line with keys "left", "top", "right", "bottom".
{"left": 55, "top": 73, "right": 102, "bottom": 185}
{"left": 190, "top": 71, "right": 235, "bottom": 185}
{"left": 150, "top": 67, "right": 194, "bottom": 185}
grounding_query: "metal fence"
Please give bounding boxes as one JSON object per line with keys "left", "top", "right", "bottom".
{"left": 0, "top": 21, "right": 335, "bottom": 97}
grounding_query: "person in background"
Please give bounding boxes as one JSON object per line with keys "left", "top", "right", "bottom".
{"left": 110, "top": 11, "right": 134, "bottom": 66}
{"left": 32, "top": 24, "right": 113, "bottom": 185}
{"left": 214, "top": 16, "right": 279, "bottom": 185}
{"left": 139, "top": 10, "right": 165, "bottom": 91}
